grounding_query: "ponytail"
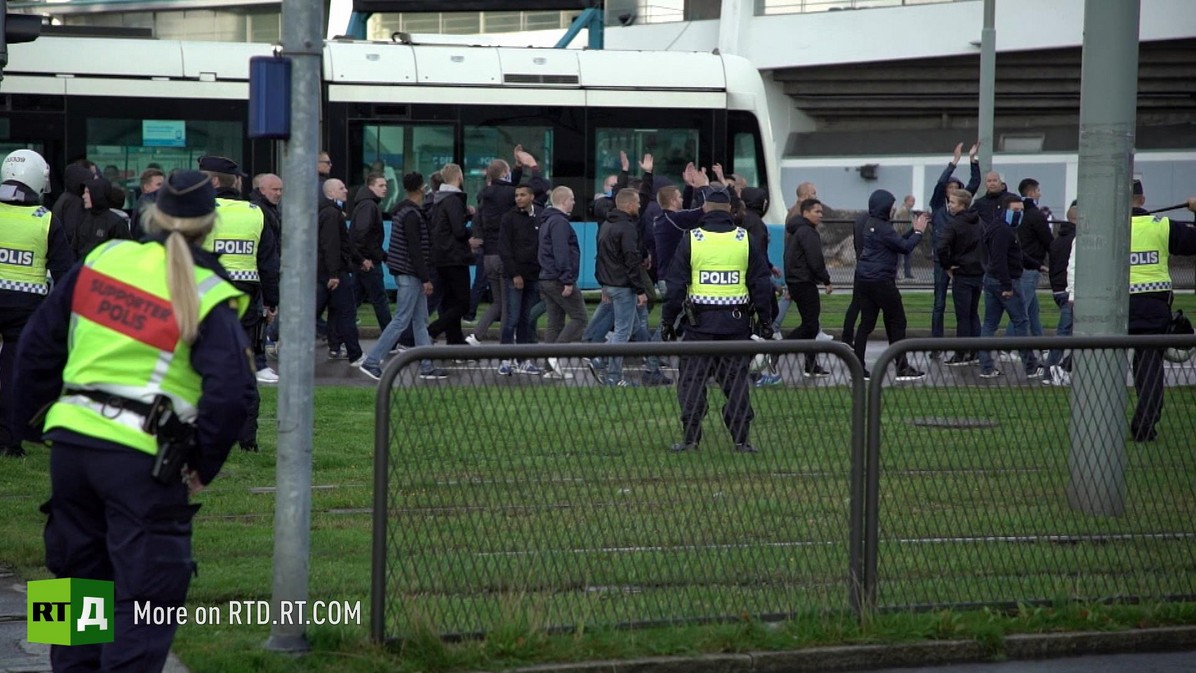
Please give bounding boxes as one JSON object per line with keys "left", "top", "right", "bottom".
{"left": 143, "top": 203, "right": 217, "bottom": 346}
{"left": 164, "top": 230, "right": 202, "bottom": 344}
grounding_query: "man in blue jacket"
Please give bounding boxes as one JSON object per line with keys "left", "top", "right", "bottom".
{"left": 928, "top": 142, "right": 981, "bottom": 346}
{"left": 851, "top": 189, "right": 928, "bottom": 381}
{"left": 538, "top": 186, "right": 588, "bottom": 377}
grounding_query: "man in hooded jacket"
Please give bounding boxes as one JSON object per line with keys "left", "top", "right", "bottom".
{"left": 851, "top": 189, "right": 928, "bottom": 380}
{"left": 350, "top": 173, "right": 393, "bottom": 330}
{"left": 72, "top": 175, "right": 131, "bottom": 260}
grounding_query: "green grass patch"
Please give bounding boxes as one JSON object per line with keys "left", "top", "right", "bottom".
{"left": 3, "top": 383, "right": 1195, "bottom": 672}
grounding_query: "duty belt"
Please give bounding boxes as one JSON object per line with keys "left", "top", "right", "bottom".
{"left": 65, "top": 389, "right": 155, "bottom": 418}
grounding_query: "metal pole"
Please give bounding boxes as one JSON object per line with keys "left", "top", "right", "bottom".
{"left": 977, "top": 0, "right": 995, "bottom": 172}
{"left": 266, "top": 0, "right": 321, "bottom": 652}
{"left": 1067, "top": 0, "right": 1140, "bottom": 517}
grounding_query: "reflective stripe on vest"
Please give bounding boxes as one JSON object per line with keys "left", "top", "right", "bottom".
{"left": 204, "top": 198, "right": 263, "bottom": 282}
{"left": 0, "top": 203, "right": 51, "bottom": 295}
{"left": 1129, "top": 215, "right": 1171, "bottom": 294}
{"left": 688, "top": 227, "right": 750, "bottom": 305}
{"left": 43, "top": 240, "right": 247, "bottom": 455}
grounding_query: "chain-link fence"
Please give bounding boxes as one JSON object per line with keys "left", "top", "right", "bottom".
{"left": 371, "top": 340, "right": 865, "bottom": 642}
{"left": 864, "top": 335, "right": 1196, "bottom": 612}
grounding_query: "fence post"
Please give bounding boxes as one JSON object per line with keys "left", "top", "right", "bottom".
{"left": 1067, "top": 0, "right": 1140, "bottom": 516}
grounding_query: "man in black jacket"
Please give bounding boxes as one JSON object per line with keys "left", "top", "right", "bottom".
{"left": 937, "top": 189, "right": 984, "bottom": 365}
{"left": 52, "top": 162, "right": 94, "bottom": 250}
{"left": 73, "top": 176, "right": 131, "bottom": 260}
{"left": 840, "top": 210, "right": 869, "bottom": 349}
{"left": 972, "top": 171, "right": 1013, "bottom": 225}
{"left": 596, "top": 188, "right": 649, "bottom": 387}
{"left": 427, "top": 163, "right": 474, "bottom": 346}
{"left": 1014, "top": 178, "right": 1053, "bottom": 337}
{"left": 250, "top": 173, "right": 283, "bottom": 242}
{"left": 977, "top": 194, "right": 1039, "bottom": 378}
{"left": 1043, "top": 200, "right": 1076, "bottom": 379}
{"left": 317, "top": 179, "right": 362, "bottom": 365}
{"left": 351, "top": 173, "right": 393, "bottom": 330}
{"left": 784, "top": 198, "right": 832, "bottom": 377}
{"left": 496, "top": 184, "right": 543, "bottom": 375}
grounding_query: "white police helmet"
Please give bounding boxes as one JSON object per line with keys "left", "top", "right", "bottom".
{"left": 2, "top": 149, "right": 50, "bottom": 194}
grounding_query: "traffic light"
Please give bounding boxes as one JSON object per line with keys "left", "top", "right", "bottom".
{"left": 0, "top": 0, "right": 43, "bottom": 71}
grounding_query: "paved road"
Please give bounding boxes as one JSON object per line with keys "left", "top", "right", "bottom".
{"left": 859, "top": 650, "right": 1196, "bottom": 672}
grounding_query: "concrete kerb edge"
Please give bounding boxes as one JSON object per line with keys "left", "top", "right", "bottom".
{"left": 507, "top": 626, "right": 1196, "bottom": 673}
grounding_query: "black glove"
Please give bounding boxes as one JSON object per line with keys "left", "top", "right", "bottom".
{"left": 660, "top": 323, "right": 676, "bottom": 342}
{"left": 758, "top": 322, "right": 774, "bottom": 341}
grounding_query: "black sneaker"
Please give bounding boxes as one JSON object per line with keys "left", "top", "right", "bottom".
{"left": 734, "top": 443, "right": 759, "bottom": 454}
{"left": 894, "top": 367, "right": 926, "bottom": 382}
{"left": 669, "top": 442, "right": 699, "bottom": 453}
{"left": 240, "top": 441, "right": 259, "bottom": 453}
{"left": 1, "top": 444, "right": 25, "bottom": 458}
{"left": 944, "top": 354, "right": 970, "bottom": 367}
{"left": 803, "top": 365, "right": 831, "bottom": 378}
{"left": 642, "top": 371, "right": 674, "bottom": 387}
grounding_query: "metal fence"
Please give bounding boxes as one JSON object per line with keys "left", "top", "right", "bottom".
{"left": 371, "top": 340, "right": 866, "bottom": 642}
{"left": 865, "top": 335, "right": 1196, "bottom": 612}
{"left": 372, "top": 334, "right": 1196, "bottom": 642}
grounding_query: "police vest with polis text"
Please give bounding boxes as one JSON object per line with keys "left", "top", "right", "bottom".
{"left": 1129, "top": 214, "right": 1172, "bottom": 294}
{"left": 203, "top": 198, "right": 263, "bottom": 283}
{"left": 44, "top": 240, "right": 247, "bottom": 456}
{"left": 688, "top": 227, "right": 750, "bottom": 306}
{"left": 0, "top": 202, "right": 51, "bottom": 295}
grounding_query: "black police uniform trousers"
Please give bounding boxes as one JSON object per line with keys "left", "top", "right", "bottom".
{"left": 1129, "top": 292, "right": 1170, "bottom": 441}
{"left": 676, "top": 317, "right": 755, "bottom": 446}
{"left": 0, "top": 304, "right": 36, "bottom": 450}
{"left": 43, "top": 440, "right": 197, "bottom": 672}
{"left": 239, "top": 290, "right": 263, "bottom": 446}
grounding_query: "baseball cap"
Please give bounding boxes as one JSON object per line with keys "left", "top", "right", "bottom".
{"left": 705, "top": 183, "right": 731, "bottom": 204}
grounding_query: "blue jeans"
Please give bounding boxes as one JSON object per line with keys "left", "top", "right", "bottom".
{"left": 501, "top": 279, "right": 538, "bottom": 346}
{"left": 604, "top": 286, "right": 638, "bottom": 382}
{"left": 365, "top": 274, "right": 432, "bottom": 371}
{"left": 584, "top": 300, "right": 614, "bottom": 343}
{"left": 978, "top": 275, "right": 1039, "bottom": 374}
{"left": 931, "top": 264, "right": 951, "bottom": 339}
{"left": 1020, "top": 269, "right": 1043, "bottom": 336}
{"left": 1045, "top": 292, "right": 1073, "bottom": 367}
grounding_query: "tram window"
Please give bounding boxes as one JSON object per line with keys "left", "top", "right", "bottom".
{"left": 727, "top": 110, "right": 766, "bottom": 191}
{"left": 360, "top": 124, "right": 453, "bottom": 213}
{"left": 86, "top": 118, "right": 242, "bottom": 206}
{"left": 732, "top": 132, "right": 760, "bottom": 188}
{"left": 593, "top": 127, "right": 697, "bottom": 197}
{"left": 462, "top": 124, "right": 553, "bottom": 199}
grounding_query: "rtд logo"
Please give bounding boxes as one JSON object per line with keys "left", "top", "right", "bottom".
{"left": 27, "top": 578, "right": 114, "bottom": 645}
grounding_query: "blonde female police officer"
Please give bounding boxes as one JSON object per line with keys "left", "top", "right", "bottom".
{"left": 660, "top": 183, "right": 774, "bottom": 453}
{"left": 12, "top": 170, "right": 256, "bottom": 672}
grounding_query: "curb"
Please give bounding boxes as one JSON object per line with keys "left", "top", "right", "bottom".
{"left": 503, "top": 626, "right": 1196, "bottom": 673}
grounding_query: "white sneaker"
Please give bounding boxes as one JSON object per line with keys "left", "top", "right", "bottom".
{"left": 1050, "top": 365, "right": 1071, "bottom": 387}
{"left": 256, "top": 367, "right": 279, "bottom": 384}
{"left": 770, "top": 331, "right": 783, "bottom": 341}
{"left": 389, "top": 344, "right": 408, "bottom": 355}
{"left": 816, "top": 330, "right": 834, "bottom": 342}
{"left": 465, "top": 334, "right": 482, "bottom": 347}
{"left": 350, "top": 355, "right": 366, "bottom": 368}
{"left": 547, "top": 357, "right": 562, "bottom": 374}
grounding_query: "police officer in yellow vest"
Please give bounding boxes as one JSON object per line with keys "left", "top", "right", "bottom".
{"left": 1127, "top": 179, "right": 1196, "bottom": 442}
{"left": 660, "top": 183, "right": 774, "bottom": 453}
{"left": 12, "top": 170, "right": 256, "bottom": 671}
{"left": 0, "top": 150, "right": 73, "bottom": 457}
{"left": 198, "top": 155, "right": 280, "bottom": 453}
